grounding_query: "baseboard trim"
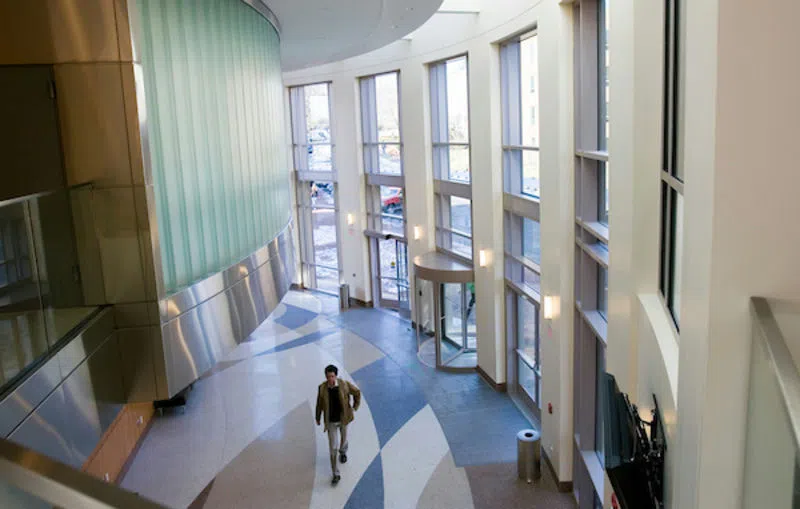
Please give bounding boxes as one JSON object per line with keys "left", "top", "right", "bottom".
{"left": 476, "top": 365, "right": 507, "bottom": 392}
{"left": 542, "top": 449, "right": 574, "bottom": 493}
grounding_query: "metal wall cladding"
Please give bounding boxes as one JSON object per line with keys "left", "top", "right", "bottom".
{"left": 2, "top": 309, "right": 126, "bottom": 468}
{"left": 161, "top": 224, "right": 295, "bottom": 397}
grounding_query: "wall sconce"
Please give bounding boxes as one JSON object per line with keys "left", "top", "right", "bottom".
{"left": 346, "top": 213, "right": 355, "bottom": 226}
{"left": 543, "top": 295, "right": 560, "bottom": 320}
{"left": 478, "top": 249, "right": 492, "bottom": 267}
{"left": 413, "top": 225, "right": 424, "bottom": 240}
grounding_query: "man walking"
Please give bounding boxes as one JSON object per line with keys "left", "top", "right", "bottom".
{"left": 316, "top": 364, "right": 361, "bottom": 485}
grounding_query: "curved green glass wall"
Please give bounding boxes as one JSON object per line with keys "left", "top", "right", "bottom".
{"left": 135, "top": 0, "right": 290, "bottom": 294}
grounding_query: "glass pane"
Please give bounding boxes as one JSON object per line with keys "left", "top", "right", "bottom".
{"left": 466, "top": 282, "right": 477, "bottom": 349}
{"left": 520, "top": 34, "right": 540, "bottom": 147}
{"left": 315, "top": 266, "right": 339, "bottom": 294}
{"left": 446, "top": 56, "right": 469, "bottom": 143}
{"left": 518, "top": 295, "right": 539, "bottom": 356}
{"left": 523, "top": 266, "right": 540, "bottom": 294}
{"left": 379, "top": 238, "right": 399, "bottom": 279}
{"left": 452, "top": 233, "right": 472, "bottom": 259}
{"left": 382, "top": 216, "right": 404, "bottom": 236}
{"left": 448, "top": 145, "right": 470, "bottom": 182}
{"left": 599, "top": 161, "right": 609, "bottom": 224}
{"left": 598, "top": 266, "right": 608, "bottom": 319}
{"left": 307, "top": 143, "right": 332, "bottom": 172}
{"left": 595, "top": 340, "right": 606, "bottom": 463}
{"left": 671, "top": 190, "right": 684, "bottom": 325}
{"left": 310, "top": 181, "right": 335, "bottom": 207}
{"left": 442, "top": 283, "right": 466, "bottom": 349}
{"left": 450, "top": 196, "right": 471, "bottom": 235}
{"left": 376, "top": 73, "right": 400, "bottom": 143}
{"left": 305, "top": 83, "right": 330, "bottom": 135}
{"left": 522, "top": 218, "right": 541, "bottom": 265}
{"left": 379, "top": 144, "right": 401, "bottom": 174}
{"left": 0, "top": 193, "right": 96, "bottom": 390}
{"left": 518, "top": 357, "right": 537, "bottom": 402}
{"left": 380, "top": 186, "right": 404, "bottom": 217}
{"left": 381, "top": 277, "right": 399, "bottom": 300}
{"left": 522, "top": 149, "right": 540, "bottom": 198}
{"left": 599, "top": 0, "right": 610, "bottom": 151}
{"left": 311, "top": 208, "right": 338, "bottom": 269}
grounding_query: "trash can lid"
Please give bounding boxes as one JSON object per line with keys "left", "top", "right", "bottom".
{"left": 517, "top": 429, "right": 540, "bottom": 441}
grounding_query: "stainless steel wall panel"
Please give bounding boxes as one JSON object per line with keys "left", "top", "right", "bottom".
{"left": 159, "top": 224, "right": 295, "bottom": 397}
{"left": 55, "top": 310, "right": 115, "bottom": 379}
{"left": 117, "top": 327, "right": 160, "bottom": 402}
{"left": 0, "top": 360, "right": 61, "bottom": 437}
{"left": 2, "top": 310, "right": 126, "bottom": 468}
{"left": 8, "top": 386, "right": 75, "bottom": 466}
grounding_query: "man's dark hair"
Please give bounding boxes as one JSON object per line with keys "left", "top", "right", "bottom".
{"left": 325, "top": 364, "right": 338, "bottom": 376}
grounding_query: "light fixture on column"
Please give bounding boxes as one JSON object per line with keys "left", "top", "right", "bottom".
{"left": 543, "top": 295, "right": 560, "bottom": 320}
{"left": 413, "top": 225, "right": 424, "bottom": 240}
{"left": 346, "top": 213, "right": 355, "bottom": 226}
{"left": 478, "top": 249, "right": 492, "bottom": 267}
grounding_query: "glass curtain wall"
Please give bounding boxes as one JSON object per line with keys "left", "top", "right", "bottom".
{"left": 135, "top": 0, "right": 289, "bottom": 294}
{"left": 572, "top": 0, "right": 610, "bottom": 506}
{"left": 501, "top": 31, "right": 543, "bottom": 418}
{"left": 290, "top": 83, "right": 341, "bottom": 295}
{"left": 430, "top": 55, "right": 476, "bottom": 346}
{"left": 360, "top": 71, "right": 410, "bottom": 313}
{"left": 430, "top": 56, "right": 473, "bottom": 263}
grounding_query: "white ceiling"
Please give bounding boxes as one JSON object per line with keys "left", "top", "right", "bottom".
{"left": 262, "top": 0, "right": 444, "bottom": 71}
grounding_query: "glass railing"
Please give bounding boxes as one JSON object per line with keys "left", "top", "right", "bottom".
{"left": 743, "top": 298, "right": 800, "bottom": 508}
{"left": 0, "top": 189, "right": 100, "bottom": 395}
{"left": 0, "top": 437, "right": 166, "bottom": 508}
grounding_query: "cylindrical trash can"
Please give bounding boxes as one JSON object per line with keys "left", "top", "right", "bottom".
{"left": 517, "top": 429, "right": 541, "bottom": 483}
{"left": 339, "top": 283, "right": 350, "bottom": 310}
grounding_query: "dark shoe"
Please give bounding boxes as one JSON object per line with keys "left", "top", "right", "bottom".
{"left": 340, "top": 453, "right": 348, "bottom": 464}
{"left": 332, "top": 474, "right": 341, "bottom": 485}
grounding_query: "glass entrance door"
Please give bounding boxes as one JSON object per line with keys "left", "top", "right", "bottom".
{"left": 376, "top": 237, "right": 409, "bottom": 315}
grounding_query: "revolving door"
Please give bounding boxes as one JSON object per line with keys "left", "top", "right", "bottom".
{"left": 413, "top": 252, "right": 477, "bottom": 371}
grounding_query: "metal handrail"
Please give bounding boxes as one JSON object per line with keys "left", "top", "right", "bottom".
{"left": 751, "top": 297, "right": 800, "bottom": 452}
{"left": 0, "top": 438, "right": 167, "bottom": 509}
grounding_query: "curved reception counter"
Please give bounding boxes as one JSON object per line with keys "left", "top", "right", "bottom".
{"left": 413, "top": 252, "right": 477, "bottom": 372}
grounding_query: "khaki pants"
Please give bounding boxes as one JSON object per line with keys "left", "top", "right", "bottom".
{"left": 327, "top": 422, "right": 348, "bottom": 475}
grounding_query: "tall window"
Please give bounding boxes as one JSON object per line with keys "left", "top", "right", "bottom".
{"left": 290, "top": 83, "right": 341, "bottom": 294}
{"left": 573, "top": 0, "right": 610, "bottom": 506}
{"left": 659, "top": 0, "right": 683, "bottom": 327}
{"left": 502, "top": 31, "right": 540, "bottom": 198}
{"left": 501, "top": 30, "right": 543, "bottom": 417}
{"left": 430, "top": 56, "right": 473, "bottom": 263}
{"left": 360, "top": 71, "right": 410, "bottom": 313}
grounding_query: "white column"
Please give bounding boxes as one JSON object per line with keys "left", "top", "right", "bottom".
{"left": 538, "top": 0, "right": 576, "bottom": 482}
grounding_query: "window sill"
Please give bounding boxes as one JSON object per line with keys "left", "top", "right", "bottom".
{"left": 578, "top": 220, "right": 610, "bottom": 244}
{"left": 577, "top": 303, "right": 608, "bottom": 345}
{"left": 638, "top": 293, "right": 680, "bottom": 402}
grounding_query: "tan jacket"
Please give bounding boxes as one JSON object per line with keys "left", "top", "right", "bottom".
{"left": 315, "top": 380, "right": 361, "bottom": 431}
